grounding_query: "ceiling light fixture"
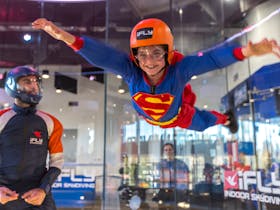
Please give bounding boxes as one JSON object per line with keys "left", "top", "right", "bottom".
{"left": 118, "top": 80, "right": 128, "bottom": 94}
{"left": 56, "top": 88, "right": 62, "bottom": 94}
{"left": 118, "top": 87, "right": 125, "bottom": 94}
{"left": 42, "top": 69, "right": 50, "bottom": 79}
{"left": 23, "top": 33, "right": 32, "bottom": 42}
{"left": 89, "top": 75, "right": 96, "bottom": 81}
{"left": 191, "top": 75, "right": 197, "bottom": 80}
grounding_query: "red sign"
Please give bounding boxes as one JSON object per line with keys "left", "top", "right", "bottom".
{"left": 224, "top": 170, "right": 238, "bottom": 190}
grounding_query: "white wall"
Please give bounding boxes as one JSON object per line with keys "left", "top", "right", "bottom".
{"left": 38, "top": 65, "right": 106, "bottom": 166}
{"left": 226, "top": 0, "right": 280, "bottom": 91}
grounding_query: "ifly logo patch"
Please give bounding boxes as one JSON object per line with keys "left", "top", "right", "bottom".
{"left": 30, "top": 131, "right": 43, "bottom": 145}
{"left": 137, "top": 28, "right": 153, "bottom": 40}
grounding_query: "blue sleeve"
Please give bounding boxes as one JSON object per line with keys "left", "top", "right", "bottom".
{"left": 156, "top": 161, "right": 161, "bottom": 171}
{"left": 77, "top": 36, "right": 136, "bottom": 81}
{"left": 176, "top": 42, "right": 241, "bottom": 79}
{"left": 178, "top": 160, "right": 189, "bottom": 173}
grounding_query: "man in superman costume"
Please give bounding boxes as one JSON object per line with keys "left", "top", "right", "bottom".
{"left": 32, "top": 18, "right": 280, "bottom": 133}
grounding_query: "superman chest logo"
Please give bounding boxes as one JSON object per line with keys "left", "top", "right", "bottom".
{"left": 132, "top": 92, "right": 174, "bottom": 121}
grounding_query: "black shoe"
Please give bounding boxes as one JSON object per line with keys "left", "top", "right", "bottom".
{"left": 224, "top": 109, "right": 238, "bottom": 133}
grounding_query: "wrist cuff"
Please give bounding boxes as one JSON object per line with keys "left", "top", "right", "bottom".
{"left": 69, "top": 36, "right": 84, "bottom": 51}
{"left": 233, "top": 47, "right": 245, "bottom": 60}
{"left": 40, "top": 183, "right": 51, "bottom": 194}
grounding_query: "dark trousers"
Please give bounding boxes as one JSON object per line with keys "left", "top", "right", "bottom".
{"left": 156, "top": 189, "right": 188, "bottom": 203}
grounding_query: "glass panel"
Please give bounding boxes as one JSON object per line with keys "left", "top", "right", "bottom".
{"left": 1, "top": 1, "right": 107, "bottom": 209}
{"left": 106, "top": 1, "right": 280, "bottom": 210}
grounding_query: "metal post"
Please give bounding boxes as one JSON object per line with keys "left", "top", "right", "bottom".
{"left": 102, "top": 0, "right": 109, "bottom": 209}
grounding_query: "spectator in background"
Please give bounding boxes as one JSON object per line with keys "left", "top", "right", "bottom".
{"left": 118, "top": 154, "right": 130, "bottom": 190}
{"left": 203, "top": 163, "right": 214, "bottom": 184}
{"left": 154, "top": 143, "right": 189, "bottom": 205}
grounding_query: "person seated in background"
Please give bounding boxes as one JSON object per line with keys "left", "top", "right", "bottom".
{"left": 154, "top": 143, "right": 189, "bottom": 204}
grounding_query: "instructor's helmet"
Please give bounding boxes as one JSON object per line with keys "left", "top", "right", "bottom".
{"left": 130, "top": 18, "right": 174, "bottom": 65}
{"left": 5, "top": 66, "right": 42, "bottom": 105}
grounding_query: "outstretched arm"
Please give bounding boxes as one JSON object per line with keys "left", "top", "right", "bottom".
{"left": 242, "top": 38, "right": 280, "bottom": 58}
{"left": 32, "top": 18, "right": 75, "bottom": 45}
{"left": 33, "top": 18, "right": 135, "bottom": 78}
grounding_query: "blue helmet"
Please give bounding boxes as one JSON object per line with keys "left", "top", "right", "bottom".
{"left": 5, "top": 66, "right": 42, "bottom": 105}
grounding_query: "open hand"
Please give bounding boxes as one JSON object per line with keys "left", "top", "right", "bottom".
{"left": 242, "top": 38, "right": 280, "bottom": 58}
{"left": 32, "top": 18, "right": 75, "bottom": 45}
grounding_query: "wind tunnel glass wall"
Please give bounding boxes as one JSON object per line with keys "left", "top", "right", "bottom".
{"left": 0, "top": 0, "right": 279, "bottom": 210}
{"left": 106, "top": 1, "right": 280, "bottom": 210}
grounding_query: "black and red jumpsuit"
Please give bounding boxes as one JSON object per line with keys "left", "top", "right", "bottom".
{"left": 0, "top": 104, "right": 64, "bottom": 210}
